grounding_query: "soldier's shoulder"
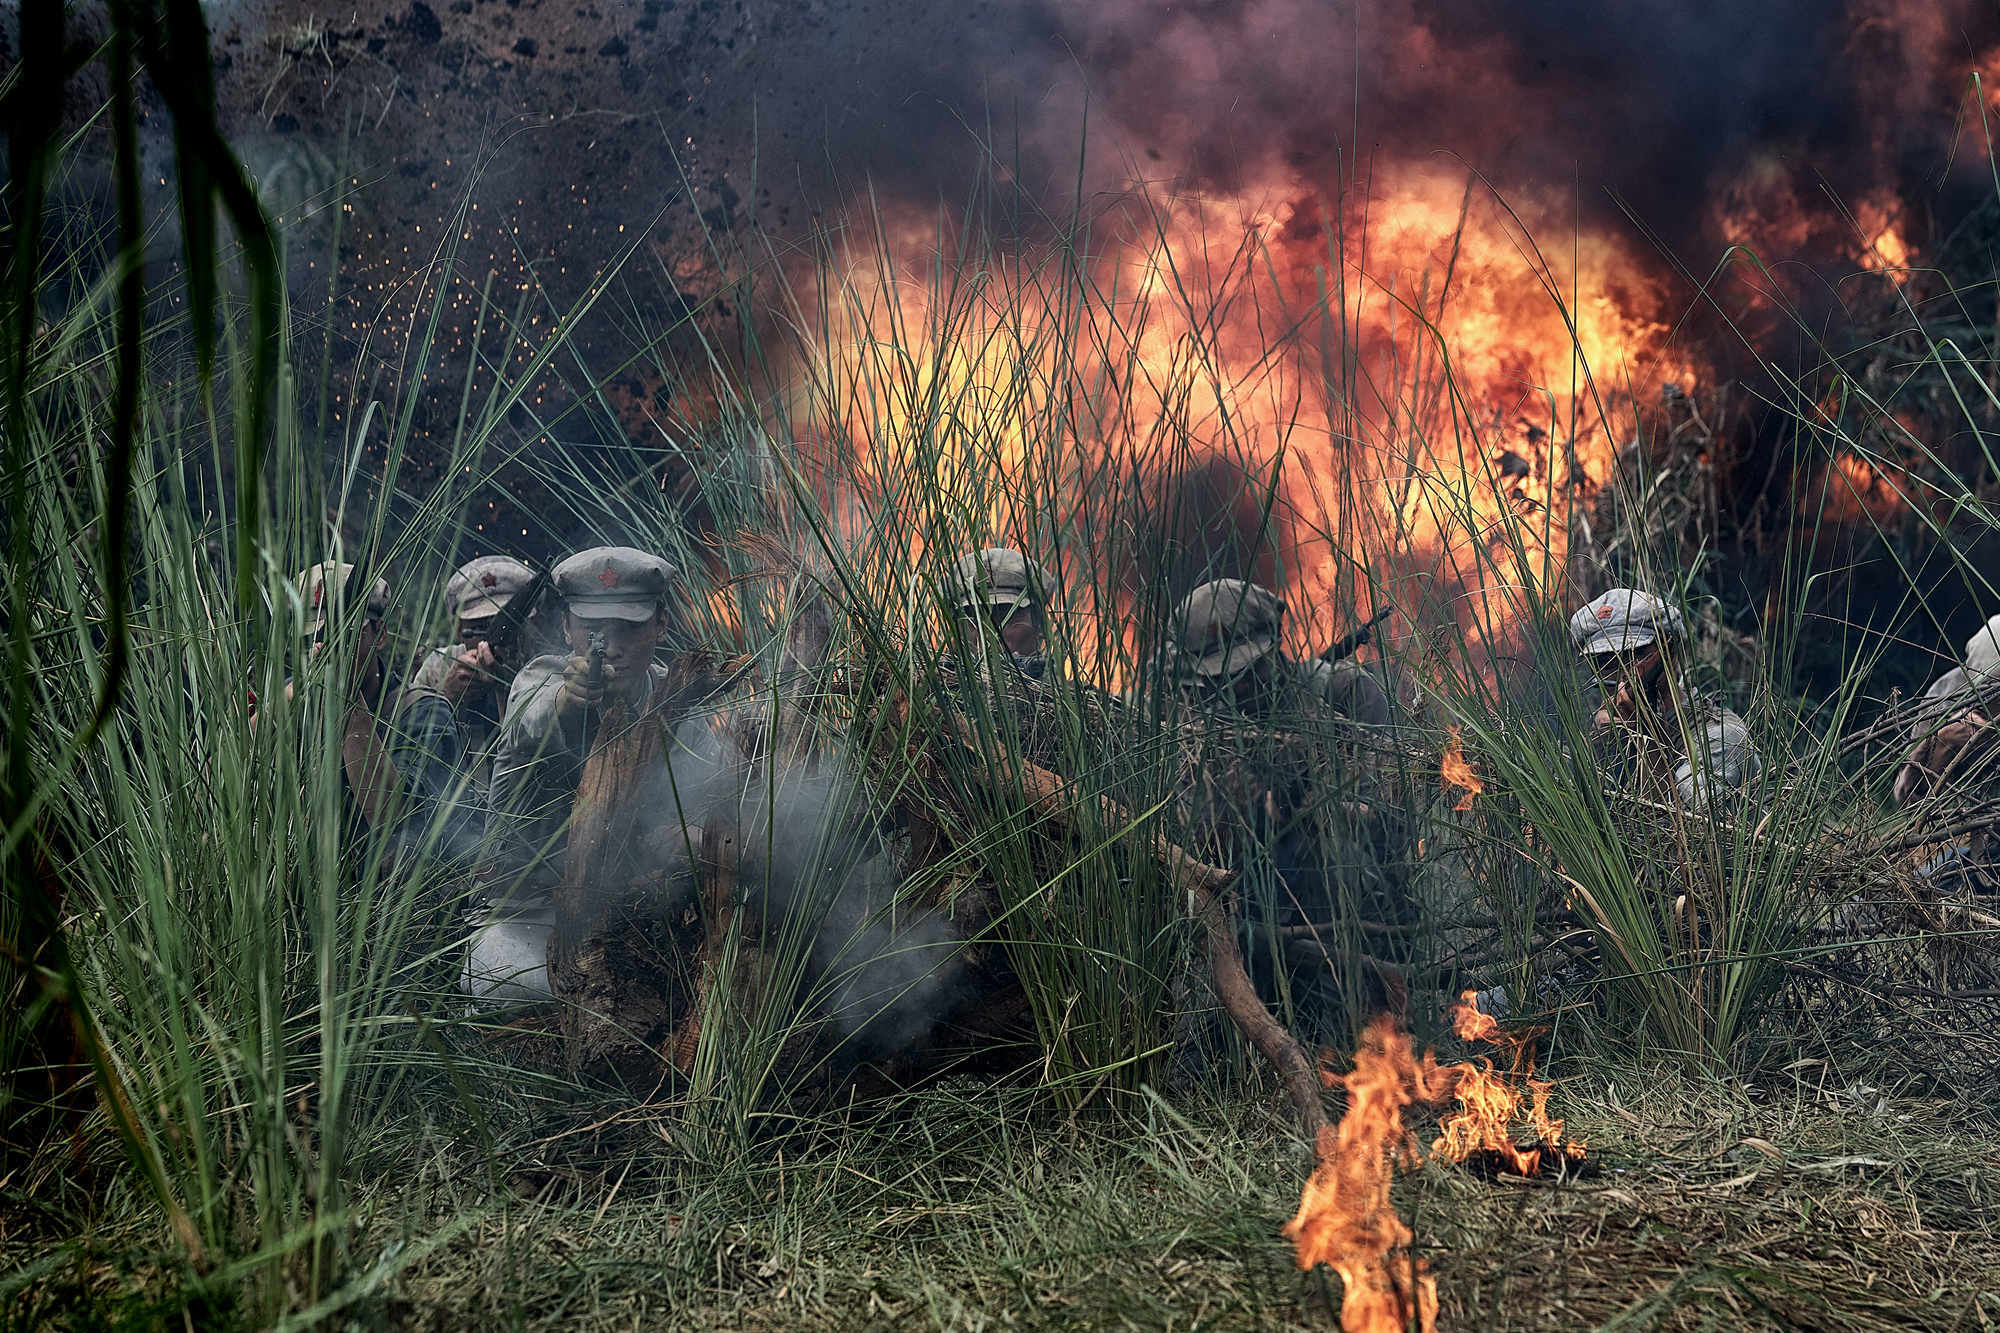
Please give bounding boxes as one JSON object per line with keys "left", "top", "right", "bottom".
{"left": 1907, "top": 665, "right": 1980, "bottom": 737}
{"left": 404, "top": 644, "right": 456, "bottom": 692}
{"left": 500, "top": 654, "right": 570, "bottom": 729}
{"left": 1298, "top": 657, "right": 1391, "bottom": 726}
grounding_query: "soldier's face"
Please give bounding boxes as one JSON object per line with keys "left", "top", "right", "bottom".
{"left": 565, "top": 609, "right": 667, "bottom": 671}
{"left": 992, "top": 602, "right": 1044, "bottom": 656}
{"left": 1590, "top": 644, "right": 1661, "bottom": 685}
{"left": 1195, "top": 652, "right": 1273, "bottom": 705}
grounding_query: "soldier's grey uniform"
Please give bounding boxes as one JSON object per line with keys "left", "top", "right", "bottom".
{"left": 468, "top": 546, "right": 683, "bottom": 1002}
{"left": 1904, "top": 615, "right": 2000, "bottom": 754}
{"left": 398, "top": 555, "right": 538, "bottom": 799}
{"left": 1898, "top": 614, "right": 2000, "bottom": 890}
{"left": 1570, "top": 588, "right": 1763, "bottom": 811}
{"left": 1172, "top": 579, "right": 1392, "bottom": 725}
{"left": 1167, "top": 579, "right": 1406, "bottom": 1037}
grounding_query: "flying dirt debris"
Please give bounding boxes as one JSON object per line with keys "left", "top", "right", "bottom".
{"left": 1285, "top": 992, "right": 1588, "bottom": 1333}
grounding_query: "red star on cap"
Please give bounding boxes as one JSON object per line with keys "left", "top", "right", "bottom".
{"left": 599, "top": 563, "right": 620, "bottom": 588}
{"left": 313, "top": 581, "right": 326, "bottom": 607}
{"left": 1597, "top": 604, "right": 1615, "bottom": 619}
{"left": 480, "top": 571, "right": 499, "bottom": 588}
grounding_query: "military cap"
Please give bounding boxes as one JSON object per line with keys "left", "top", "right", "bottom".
{"left": 1964, "top": 613, "right": 2000, "bottom": 687}
{"left": 446, "top": 555, "right": 535, "bottom": 622}
{"left": 949, "top": 547, "right": 1052, "bottom": 614}
{"left": 295, "top": 561, "right": 390, "bottom": 635}
{"left": 1569, "top": 588, "right": 1685, "bottom": 655}
{"left": 1175, "top": 579, "right": 1284, "bottom": 678}
{"left": 555, "top": 545, "right": 676, "bottom": 622}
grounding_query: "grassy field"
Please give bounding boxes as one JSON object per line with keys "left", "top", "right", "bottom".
{"left": 10, "top": 37, "right": 2000, "bottom": 1329}
{"left": 13, "top": 1066, "right": 2000, "bottom": 1330}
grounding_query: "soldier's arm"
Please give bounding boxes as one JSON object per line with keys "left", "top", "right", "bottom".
{"left": 483, "top": 657, "right": 578, "bottom": 897}
{"left": 1674, "top": 711, "right": 1763, "bottom": 810}
{"left": 1305, "top": 658, "right": 1393, "bottom": 728}
{"left": 380, "top": 690, "right": 490, "bottom": 861}
{"left": 395, "top": 646, "right": 454, "bottom": 716}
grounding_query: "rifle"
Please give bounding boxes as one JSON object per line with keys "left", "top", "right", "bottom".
{"left": 1319, "top": 606, "right": 1393, "bottom": 663}
{"left": 585, "top": 629, "right": 607, "bottom": 703}
{"left": 336, "top": 541, "right": 382, "bottom": 634}
{"left": 483, "top": 561, "right": 551, "bottom": 665}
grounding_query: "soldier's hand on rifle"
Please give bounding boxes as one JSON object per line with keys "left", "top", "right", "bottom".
{"left": 440, "top": 641, "right": 498, "bottom": 708}
{"left": 559, "top": 654, "right": 615, "bottom": 715}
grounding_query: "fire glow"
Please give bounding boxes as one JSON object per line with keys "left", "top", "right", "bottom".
{"left": 797, "top": 165, "right": 1704, "bottom": 664}
{"left": 1283, "top": 992, "right": 1585, "bottom": 1333}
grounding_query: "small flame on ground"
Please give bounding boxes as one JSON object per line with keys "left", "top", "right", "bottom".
{"left": 1430, "top": 991, "right": 1586, "bottom": 1178}
{"left": 1284, "top": 992, "right": 1584, "bottom": 1331}
{"left": 1440, "top": 726, "right": 1484, "bottom": 813}
{"left": 1283, "top": 1018, "right": 1443, "bottom": 1333}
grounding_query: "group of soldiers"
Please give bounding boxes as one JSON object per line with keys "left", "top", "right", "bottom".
{"left": 283, "top": 532, "right": 1998, "bottom": 1049}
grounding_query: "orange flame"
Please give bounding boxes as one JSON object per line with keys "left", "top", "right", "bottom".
{"left": 794, "top": 168, "right": 1701, "bottom": 677}
{"left": 1429, "top": 991, "right": 1585, "bottom": 1177}
{"left": 1440, "top": 726, "right": 1484, "bottom": 812}
{"left": 1285, "top": 993, "right": 1583, "bottom": 1329}
{"left": 1283, "top": 1017, "right": 1444, "bottom": 1333}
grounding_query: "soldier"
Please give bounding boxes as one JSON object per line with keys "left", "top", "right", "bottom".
{"left": 396, "top": 555, "right": 549, "bottom": 798}
{"left": 471, "top": 545, "right": 691, "bottom": 1001}
{"left": 1570, "top": 588, "right": 1763, "bottom": 811}
{"left": 283, "top": 561, "right": 466, "bottom": 854}
{"left": 1168, "top": 578, "right": 1406, "bottom": 1035}
{"left": 1172, "top": 579, "right": 1391, "bottom": 726}
{"left": 946, "top": 547, "right": 1054, "bottom": 679}
{"left": 1893, "top": 614, "right": 2000, "bottom": 889}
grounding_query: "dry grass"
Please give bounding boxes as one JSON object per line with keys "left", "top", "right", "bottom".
{"left": 18, "top": 1057, "right": 1990, "bottom": 1332}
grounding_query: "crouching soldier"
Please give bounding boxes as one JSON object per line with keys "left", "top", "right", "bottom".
{"left": 472, "top": 546, "right": 702, "bottom": 1017}
{"left": 947, "top": 547, "right": 1055, "bottom": 681}
{"left": 1169, "top": 579, "right": 1408, "bottom": 1037}
{"left": 396, "top": 555, "right": 552, "bottom": 800}
{"left": 1893, "top": 613, "right": 2000, "bottom": 892}
{"left": 1570, "top": 588, "right": 1762, "bottom": 812}
{"left": 282, "top": 560, "right": 468, "bottom": 857}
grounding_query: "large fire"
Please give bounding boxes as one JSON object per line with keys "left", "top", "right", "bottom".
{"left": 1284, "top": 992, "right": 1584, "bottom": 1332}
{"left": 793, "top": 162, "right": 1709, "bottom": 670}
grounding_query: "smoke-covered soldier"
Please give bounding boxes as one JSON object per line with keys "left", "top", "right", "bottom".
{"left": 1892, "top": 613, "right": 2000, "bottom": 891}
{"left": 946, "top": 547, "right": 1054, "bottom": 680}
{"left": 474, "top": 546, "right": 697, "bottom": 1004}
{"left": 1168, "top": 579, "right": 1408, "bottom": 1036}
{"left": 395, "top": 555, "right": 552, "bottom": 799}
{"left": 1571, "top": 588, "right": 1762, "bottom": 812}
{"left": 277, "top": 561, "right": 467, "bottom": 854}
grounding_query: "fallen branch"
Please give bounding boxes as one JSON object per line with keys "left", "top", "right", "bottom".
{"left": 939, "top": 711, "right": 1328, "bottom": 1142}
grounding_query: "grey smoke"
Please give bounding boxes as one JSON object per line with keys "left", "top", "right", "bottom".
{"left": 603, "top": 695, "right": 978, "bottom": 1063}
